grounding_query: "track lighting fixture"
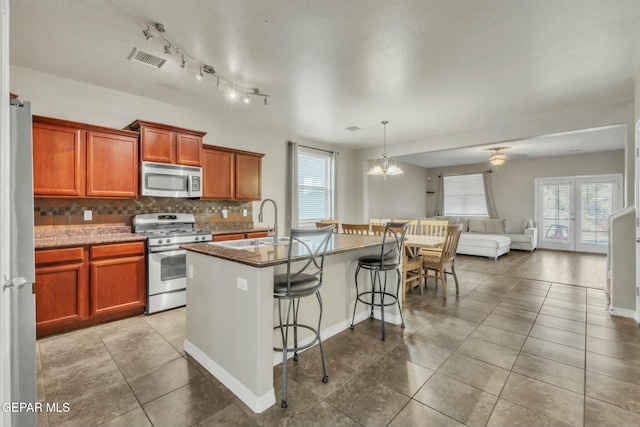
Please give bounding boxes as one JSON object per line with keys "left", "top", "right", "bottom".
{"left": 139, "top": 20, "right": 270, "bottom": 106}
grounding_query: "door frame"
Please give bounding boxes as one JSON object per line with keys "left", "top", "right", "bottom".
{"left": 635, "top": 120, "right": 640, "bottom": 323}
{"left": 535, "top": 173, "right": 623, "bottom": 253}
{"left": 1, "top": 0, "right": 12, "bottom": 425}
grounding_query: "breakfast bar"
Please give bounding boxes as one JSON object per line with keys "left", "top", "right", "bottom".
{"left": 181, "top": 234, "right": 398, "bottom": 413}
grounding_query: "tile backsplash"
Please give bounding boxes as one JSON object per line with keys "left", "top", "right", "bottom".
{"left": 34, "top": 197, "right": 254, "bottom": 231}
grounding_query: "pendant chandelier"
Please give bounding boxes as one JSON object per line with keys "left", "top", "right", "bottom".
{"left": 367, "top": 121, "right": 404, "bottom": 179}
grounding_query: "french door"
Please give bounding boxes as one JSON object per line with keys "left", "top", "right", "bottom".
{"left": 536, "top": 174, "right": 622, "bottom": 254}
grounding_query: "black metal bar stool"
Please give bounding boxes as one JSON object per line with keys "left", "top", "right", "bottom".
{"left": 273, "top": 224, "right": 334, "bottom": 408}
{"left": 350, "top": 221, "right": 409, "bottom": 340}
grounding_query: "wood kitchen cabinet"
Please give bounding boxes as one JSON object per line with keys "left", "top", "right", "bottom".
{"left": 90, "top": 242, "right": 145, "bottom": 317}
{"left": 127, "top": 120, "right": 205, "bottom": 166}
{"left": 34, "top": 247, "right": 87, "bottom": 335}
{"left": 202, "top": 145, "right": 264, "bottom": 200}
{"left": 34, "top": 241, "right": 146, "bottom": 338}
{"left": 32, "top": 116, "right": 139, "bottom": 198}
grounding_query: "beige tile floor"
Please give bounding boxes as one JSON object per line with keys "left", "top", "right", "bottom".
{"left": 36, "top": 249, "right": 640, "bottom": 427}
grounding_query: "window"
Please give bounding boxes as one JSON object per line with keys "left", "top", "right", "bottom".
{"left": 443, "top": 173, "right": 489, "bottom": 217}
{"left": 297, "top": 148, "right": 334, "bottom": 225}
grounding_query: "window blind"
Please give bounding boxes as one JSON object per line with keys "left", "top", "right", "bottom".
{"left": 443, "top": 173, "right": 489, "bottom": 217}
{"left": 297, "top": 149, "right": 333, "bottom": 223}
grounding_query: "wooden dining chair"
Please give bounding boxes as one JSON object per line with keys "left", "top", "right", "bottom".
{"left": 403, "top": 244, "right": 423, "bottom": 296}
{"left": 371, "top": 224, "right": 387, "bottom": 236}
{"left": 316, "top": 219, "right": 339, "bottom": 233}
{"left": 369, "top": 218, "right": 390, "bottom": 233}
{"left": 423, "top": 223, "right": 463, "bottom": 296}
{"left": 342, "top": 223, "right": 370, "bottom": 235}
{"left": 417, "top": 219, "right": 449, "bottom": 256}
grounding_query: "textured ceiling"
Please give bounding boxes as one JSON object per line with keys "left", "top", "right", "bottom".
{"left": 9, "top": 0, "right": 640, "bottom": 152}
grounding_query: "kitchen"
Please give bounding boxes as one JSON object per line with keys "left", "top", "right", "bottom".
{"left": 3, "top": 1, "right": 640, "bottom": 427}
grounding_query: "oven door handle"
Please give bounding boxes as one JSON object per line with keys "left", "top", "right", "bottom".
{"left": 149, "top": 246, "right": 184, "bottom": 253}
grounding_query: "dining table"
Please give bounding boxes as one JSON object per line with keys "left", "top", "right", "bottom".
{"left": 403, "top": 234, "right": 445, "bottom": 257}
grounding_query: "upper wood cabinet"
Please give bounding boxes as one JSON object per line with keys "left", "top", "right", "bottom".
{"left": 202, "top": 145, "right": 264, "bottom": 201}
{"left": 127, "top": 120, "right": 205, "bottom": 166}
{"left": 33, "top": 116, "right": 139, "bottom": 198}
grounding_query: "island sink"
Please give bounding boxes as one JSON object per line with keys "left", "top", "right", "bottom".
{"left": 210, "top": 236, "right": 290, "bottom": 249}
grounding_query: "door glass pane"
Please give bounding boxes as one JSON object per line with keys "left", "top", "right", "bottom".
{"left": 580, "top": 182, "right": 613, "bottom": 246}
{"left": 542, "top": 184, "right": 571, "bottom": 243}
{"left": 160, "top": 254, "right": 186, "bottom": 281}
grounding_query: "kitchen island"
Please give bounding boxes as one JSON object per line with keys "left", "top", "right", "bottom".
{"left": 181, "top": 234, "right": 401, "bottom": 413}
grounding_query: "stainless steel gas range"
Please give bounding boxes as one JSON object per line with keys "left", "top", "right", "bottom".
{"left": 133, "top": 213, "right": 212, "bottom": 314}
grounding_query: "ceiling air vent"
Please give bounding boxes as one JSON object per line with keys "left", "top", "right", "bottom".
{"left": 128, "top": 47, "right": 166, "bottom": 69}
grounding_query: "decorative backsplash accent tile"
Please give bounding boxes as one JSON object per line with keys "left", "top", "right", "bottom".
{"left": 34, "top": 196, "right": 254, "bottom": 229}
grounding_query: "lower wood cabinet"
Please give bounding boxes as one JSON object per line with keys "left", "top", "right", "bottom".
{"left": 90, "top": 242, "right": 145, "bottom": 317}
{"left": 34, "top": 248, "right": 87, "bottom": 332}
{"left": 35, "top": 241, "right": 146, "bottom": 338}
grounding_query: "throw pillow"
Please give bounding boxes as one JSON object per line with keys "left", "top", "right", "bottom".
{"left": 486, "top": 219, "right": 505, "bottom": 234}
{"left": 456, "top": 217, "right": 469, "bottom": 232}
{"left": 505, "top": 218, "right": 529, "bottom": 234}
{"left": 468, "top": 218, "right": 486, "bottom": 233}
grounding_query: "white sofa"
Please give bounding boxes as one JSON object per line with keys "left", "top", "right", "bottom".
{"left": 435, "top": 217, "right": 537, "bottom": 259}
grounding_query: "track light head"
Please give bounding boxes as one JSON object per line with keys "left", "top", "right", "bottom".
{"left": 164, "top": 45, "right": 172, "bottom": 55}
{"left": 244, "top": 94, "right": 251, "bottom": 104}
{"left": 180, "top": 55, "right": 187, "bottom": 69}
{"left": 264, "top": 97, "right": 268, "bottom": 105}
{"left": 196, "top": 68, "right": 204, "bottom": 81}
{"left": 229, "top": 89, "right": 237, "bottom": 99}
{"left": 143, "top": 26, "right": 153, "bottom": 41}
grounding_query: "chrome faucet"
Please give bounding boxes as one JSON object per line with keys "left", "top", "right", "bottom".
{"left": 258, "top": 199, "right": 278, "bottom": 243}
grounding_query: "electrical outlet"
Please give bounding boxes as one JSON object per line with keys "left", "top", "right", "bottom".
{"left": 84, "top": 210, "right": 92, "bottom": 221}
{"left": 237, "top": 277, "right": 248, "bottom": 291}
{"left": 242, "top": 209, "right": 248, "bottom": 217}
{"left": 222, "top": 209, "right": 228, "bottom": 219}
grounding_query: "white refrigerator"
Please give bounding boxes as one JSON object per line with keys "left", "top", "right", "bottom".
{"left": 7, "top": 98, "right": 36, "bottom": 427}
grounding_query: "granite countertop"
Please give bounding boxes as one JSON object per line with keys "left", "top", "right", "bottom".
{"left": 181, "top": 234, "right": 385, "bottom": 268}
{"left": 35, "top": 226, "right": 147, "bottom": 249}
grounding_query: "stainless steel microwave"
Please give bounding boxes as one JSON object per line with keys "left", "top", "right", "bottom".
{"left": 141, "top": 161, "right": 202, "bottom": 198}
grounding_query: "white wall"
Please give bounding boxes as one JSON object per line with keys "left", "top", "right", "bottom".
{"left": 426, "top": 150, "right": 625, "bottom": 219}
{"left": 357, "top": 100, "right": 635, "bottom": 207}
{"left": 367, "top": 160, "right": 429, "bottom": 219}
{"left": 10, "top": 66, "right": 362, "bottom": 232}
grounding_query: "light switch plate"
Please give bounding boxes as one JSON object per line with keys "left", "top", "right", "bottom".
{"left": 237, "top": 277, "right": 248, "bottom": 291}
{"left": 242, "top": 209, "right": 248, "bottom": 217}
{"left": 84, "top": 210, "right": 92, "bottom": 221}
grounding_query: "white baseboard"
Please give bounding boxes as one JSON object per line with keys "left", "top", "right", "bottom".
{"left": 185, "top": 340, "right": 275, "bottom": 413}
{"left": 608, "top": 305, "right": 636, "bottom": 319}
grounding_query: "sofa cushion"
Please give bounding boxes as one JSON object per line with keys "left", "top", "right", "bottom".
{"left": 486, "top": 219, "right": 505, "bottom": 234}
{"left": 505, "top": 218, "right": 529, "bottom": 234}
{"left": 455, "top": 217, "right": 469, "bottom": 232}
{"left": 468, "top": 218, "right": 486, "bottom": 233}
{"left": 458, "top": 233, "right": 511, "bottom": 248}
